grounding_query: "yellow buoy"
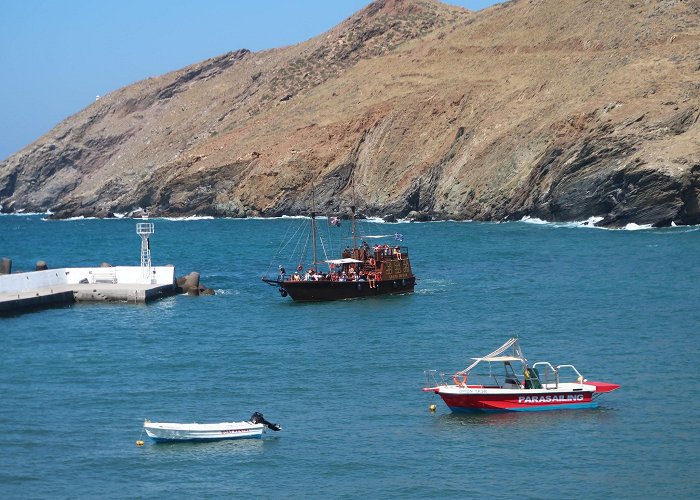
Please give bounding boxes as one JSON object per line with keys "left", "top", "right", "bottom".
{"left": 429, "top": 404, "right": 437, "bottom": 412}
{"left": 136, "top": 440, "right": 144, "bottom": 446}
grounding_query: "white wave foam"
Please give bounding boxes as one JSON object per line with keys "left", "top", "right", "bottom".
{"left": 623, "top": 222, "right": 654, "bottom": 231}
{"left": 363, "top": 216, "right": 387, "bottom": 224}
{"left": 519, "top": 215, "right": 660, "bottom": 231}
{"left": 575, "top": 216, "right": 604, "bottom": 227}
{"left": 520, "top": 216, "right": 549, "bottom": 225}
{"left": 162, "top": 215, "right": 215, "bottom": 221}
{"left": 1, "top": 211, "right": 50, "bottom": 217}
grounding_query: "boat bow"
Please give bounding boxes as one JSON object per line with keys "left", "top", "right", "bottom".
{"left": 588, "top": 381, "right": 621, "bottom": 393}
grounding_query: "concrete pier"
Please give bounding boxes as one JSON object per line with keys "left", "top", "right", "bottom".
{"left": 0, "top": 266, "right": 177, "bottom": 314}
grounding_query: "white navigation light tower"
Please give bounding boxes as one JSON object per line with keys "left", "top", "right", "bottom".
{"left": 136, "top": 221, "right": 155, "bottom": 279}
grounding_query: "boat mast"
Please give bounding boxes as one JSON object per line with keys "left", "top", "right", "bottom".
{"left": 311, "top": 184, "right": 318, "bottom": 272}
{"left": 351, "top": 175, "right": 357, "bottom": 251}
{"left": 351, "top": 205, "right": 357, "bottom": 251}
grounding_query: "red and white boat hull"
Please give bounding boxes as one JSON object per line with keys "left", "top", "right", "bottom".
{"left": 424, "top": 382, "right": 619, "bottom": 412}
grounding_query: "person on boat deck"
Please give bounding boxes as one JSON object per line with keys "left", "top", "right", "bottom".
{"left": 368, "top": 271, "right": 376, "bottom": 288}
{"left": 394, "top": 246, "right": 402, "bottom": 260}
{"left": 278, "top": 265, "right": 286, "bottom": 279}
{"left": 342, "top": 247, "right": 351, "bottom": 258}
{"left": 339, "top": 271, "right": 348, "bottom": 282}
{"left": 292, "top": 272, "right": 301, "bottom": 281}
{"left": 359, "top": 247, "right": 366, "bottom": 261}
{"left": 360, "top": 241, "right": 370, "bottom": 260}
{"left": 383, "top": 243, "right": 391, "bottom": 256}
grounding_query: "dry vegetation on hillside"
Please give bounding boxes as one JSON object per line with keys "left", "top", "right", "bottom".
{"left": 1, "top": 0, "right": 698, "bottom": 226}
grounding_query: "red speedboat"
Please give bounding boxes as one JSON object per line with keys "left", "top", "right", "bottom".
{"left": 423, "top": 338, "right": 620, "bottom": 412}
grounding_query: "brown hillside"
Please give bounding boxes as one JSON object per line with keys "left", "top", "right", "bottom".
{"left": 0, "top": 0, "right": 698, "bottom": 227}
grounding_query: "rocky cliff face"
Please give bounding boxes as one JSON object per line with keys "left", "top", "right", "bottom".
{"left": 1, "top": 0, "right": 699, "bottom": 227}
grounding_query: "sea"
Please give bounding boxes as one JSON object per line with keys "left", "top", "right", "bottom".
{"left": 1, "top": 214, "right": 698, "bottom": 499}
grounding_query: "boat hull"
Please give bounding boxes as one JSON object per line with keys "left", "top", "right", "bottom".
{"left": 434, "top": 387, "right": 598, "bottom": 413}
{"left": 143, "top": 421, "right": 265, "bottom": 442}
{"left": 270, "top": 277, "right": 415, "bottom": 302}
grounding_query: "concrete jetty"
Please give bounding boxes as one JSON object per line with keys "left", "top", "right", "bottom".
{"left": 0, "top": 265, "right": 176, "bottom": 314}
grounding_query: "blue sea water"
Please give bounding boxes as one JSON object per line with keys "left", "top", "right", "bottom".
{"left": 0, "top": 215, "right": 698, "bottom": 499}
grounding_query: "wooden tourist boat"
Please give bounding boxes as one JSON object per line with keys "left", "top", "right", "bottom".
{"left": 143, "top": 412, "right": 281, "bottom": 442}
{"left": 423, "top": 338, "right": 620, "bottom": 412}
{"left": 262, "top": 202, "right": 416, "bottom": 302}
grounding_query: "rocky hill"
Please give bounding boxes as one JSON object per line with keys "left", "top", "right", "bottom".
{"left": 1, "top": 0, "right": 698, "bottom": 227}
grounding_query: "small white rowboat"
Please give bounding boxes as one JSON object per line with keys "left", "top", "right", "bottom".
{"left": 143, "top": 412, "right": 281, "bottom": 442}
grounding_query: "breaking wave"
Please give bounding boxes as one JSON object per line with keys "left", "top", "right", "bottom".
{"left": 0, "top": 211, "right": 50, "bottom": 217}
{"left": 161, "top": 215, "right": 215, "bottom": 221}
{"left": 520, "top": 215, "right": 668, "bottom": 231}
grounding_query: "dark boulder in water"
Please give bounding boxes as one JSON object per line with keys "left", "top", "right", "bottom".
{"left": 176, "top": 271, "right": 215, "bottom": 296}
{"left": 1, "top": 257, "right": 11, "bottom": 275}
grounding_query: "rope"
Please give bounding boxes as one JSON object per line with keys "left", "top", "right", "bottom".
{"left": 136, "top": 426, "right": 145, "bottom": 446}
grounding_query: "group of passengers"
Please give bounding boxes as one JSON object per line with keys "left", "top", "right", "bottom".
{"left": 287, "top": 265, "right": 379, "bottom": 288}
{"left": 279, "top": 242, "right": 405, "bottom": 287}
{"left": 343, "top": 242, "right": 402, "bottom": 261}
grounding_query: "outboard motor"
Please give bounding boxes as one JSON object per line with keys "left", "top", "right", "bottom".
{"left": 250, "top": 411, "right": 282, "bottom": 431}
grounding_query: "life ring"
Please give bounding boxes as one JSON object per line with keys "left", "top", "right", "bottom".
{"left": 453, "top": 373, "right": 467, "bottom": 387}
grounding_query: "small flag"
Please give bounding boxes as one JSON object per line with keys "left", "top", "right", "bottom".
{"left": 394, "top": 233, "right": 404, "bottom": 242}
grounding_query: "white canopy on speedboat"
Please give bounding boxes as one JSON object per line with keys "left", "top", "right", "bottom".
{"left": 325, "top": 258, "right": 363, "bottom": 264}
{"left": 459, "top": 337, "right": 527, "bottom": 374}
{"left": 472, "top": 355, "right": 523, "bottom": 362}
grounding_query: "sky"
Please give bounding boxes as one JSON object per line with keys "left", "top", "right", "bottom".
{"left": 0, "top": 0, "right": 501, "bottom": 161}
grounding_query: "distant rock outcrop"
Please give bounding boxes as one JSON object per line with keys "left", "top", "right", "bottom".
{"left": 1, "top": 0, "right": 698, "bottom": 227}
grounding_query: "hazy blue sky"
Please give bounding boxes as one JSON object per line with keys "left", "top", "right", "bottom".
{"left": 0, "top": 1, "right": 500, "bottom": 161}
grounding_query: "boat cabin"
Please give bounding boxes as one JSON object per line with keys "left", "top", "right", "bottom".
{"left": 424, "top": 338, "right": 588, "bottom": 391}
